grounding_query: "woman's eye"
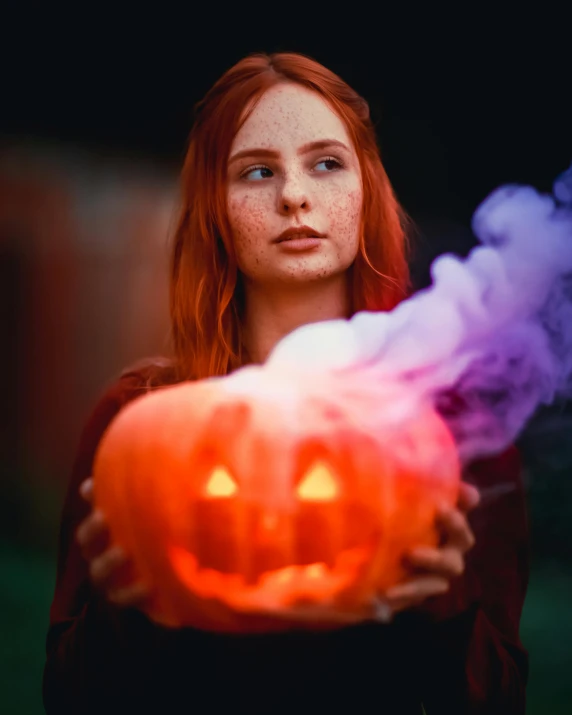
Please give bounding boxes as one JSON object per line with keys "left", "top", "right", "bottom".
{"left": 242, "top": 165, "right": 273, "bottom": 181}
{"left": 314, "top": 157, "right": 344, "bottom": 172}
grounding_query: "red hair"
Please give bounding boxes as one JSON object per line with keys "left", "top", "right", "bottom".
{"left": 169, "top": 52, "right": 411, "bottom": 381}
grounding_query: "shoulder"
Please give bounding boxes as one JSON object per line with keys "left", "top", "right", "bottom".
{"left": 117, "top": 355, "right": 182, "bottom": 396}
{"left": 74, "top": 356, "right": 183, "bottom": 472}
{"left": 91, "top": 357, "right": 177, "bottom": 420}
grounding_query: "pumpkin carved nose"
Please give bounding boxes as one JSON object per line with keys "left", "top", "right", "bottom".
{"left": 261, "top": 513, "right": 279, "bottom": 533}
{"left": 254, "top": 512, "right": 281, "bottom": 546}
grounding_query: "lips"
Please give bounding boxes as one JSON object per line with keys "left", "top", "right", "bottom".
{"left": 274, "top": 226, "right": 326, "bottom": 243}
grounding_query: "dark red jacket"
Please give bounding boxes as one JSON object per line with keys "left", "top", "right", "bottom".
{"left": 43, "top": 362, "right": 529, "bottom": 714}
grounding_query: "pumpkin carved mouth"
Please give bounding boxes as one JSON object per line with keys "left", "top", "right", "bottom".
{"left": 168, "top": 541, "right": 376, "bottom": 614}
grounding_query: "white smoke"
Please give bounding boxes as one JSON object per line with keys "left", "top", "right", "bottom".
{"left": 266, "top": 166, "right": 572, "bottom": 465}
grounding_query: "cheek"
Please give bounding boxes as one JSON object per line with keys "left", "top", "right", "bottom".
{"left": 228, "top": 191, "right": 273, "bottom": 271}
{"left": 329, "top": 186, "right": 363, "bottom": 243}
{"left": 228, "top": 190, "right": 272, "bottom": 243}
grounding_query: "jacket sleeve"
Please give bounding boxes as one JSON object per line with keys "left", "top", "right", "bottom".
{"left": 414, "top": 446, "right": 530, "bottom": 714}
{"left": 42, "top": 371, "right": 158, "bottom": 714}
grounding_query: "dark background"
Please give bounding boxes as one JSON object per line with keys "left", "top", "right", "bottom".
{"left": 1, "top": 6, "right": 571, "bottom": 713}
{"left": 3, "top": 8, "right": 570, "bottom": 278}
{"left": 3, "top": 9, "right": 570, "bottom": 211}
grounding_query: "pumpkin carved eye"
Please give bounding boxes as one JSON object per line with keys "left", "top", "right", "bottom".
{"left": 204, "top": 466, "right": 238, "bottom": 498}
{"left": 296, "top": 461, "right": 339, "bottom": 502}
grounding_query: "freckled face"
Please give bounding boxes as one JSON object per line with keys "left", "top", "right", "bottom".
{"left": 226, "top": 83, "right": 363, "bottom": 286}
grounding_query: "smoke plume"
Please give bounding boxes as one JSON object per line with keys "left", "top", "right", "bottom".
{"left": 265, "top": 166, "right": 572, "bottom": 465}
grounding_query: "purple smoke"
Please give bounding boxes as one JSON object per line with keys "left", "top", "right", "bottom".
{"left": 264, "top": 166, "right": 572, "bottom": 465}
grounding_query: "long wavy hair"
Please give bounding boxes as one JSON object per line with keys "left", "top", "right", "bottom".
{"left": 168, "top": 52, "right": 411, "bottom": 382}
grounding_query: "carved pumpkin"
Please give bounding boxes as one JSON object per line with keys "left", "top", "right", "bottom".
{"left": 93, "top": 366, "right": 460, "bottom": 631}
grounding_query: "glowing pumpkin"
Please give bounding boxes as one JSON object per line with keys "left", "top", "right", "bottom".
{"left": 93, "top": 366, "right": 460, "bottom": 632}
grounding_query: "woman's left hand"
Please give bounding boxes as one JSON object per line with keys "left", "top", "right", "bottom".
{"left": 377, "top": 482, "right": 481, "bottom": 618}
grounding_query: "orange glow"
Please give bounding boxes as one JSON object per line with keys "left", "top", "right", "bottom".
{"left": 169, "top": 545, "right": 370, "bottom": 609}
{"left": 296, "top": 462, "right": 338, "bottom": 501}
{"left": 275, "top": 567, "right": 296, "bottom": 584}
{"left": 261, "top": 513, "right": 278, "bottom": 531}
{"left": 204, "top": 466, "right": 237, "bottom": 497}
{"left": 306, "top": 563, "right": 328, "bottom": 579}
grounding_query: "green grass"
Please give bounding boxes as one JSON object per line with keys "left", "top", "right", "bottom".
{"left": 521, "top": 566, "right": 572, "bottom": 714}
{"left": 1, "top": 540, "right": 570, "bottom": 714}
{"left": 0, "top": 542, "right": 56, "bottom": 715}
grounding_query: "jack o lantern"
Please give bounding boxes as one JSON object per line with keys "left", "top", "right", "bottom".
{"left": 93, "top": 366, "right": 460, "bottom": 632}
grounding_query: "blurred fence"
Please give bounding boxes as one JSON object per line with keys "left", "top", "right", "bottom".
{"left": 1, "top": 142, "right": 176, "bottom": 546}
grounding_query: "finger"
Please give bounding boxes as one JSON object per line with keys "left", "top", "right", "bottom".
{"left": 457, "top": 482, "right": 480, "bottom": 512}
{"left": 108, "top": 582, "right": 152, "bottom": 608}
{"left": 369, "top": 597, "right": 394, "bottom": 624}
{"left": 79, "top": 478, "right": 94, "bottom": 504}
{"left": 406, "top": 545, "right": 465, "bottom": 578}
{"left": 76, "top": 511, "right": 110, "bottom": 561}
{"left": 436, "top": 507, "right": 475, "bottom": 552}
{"left": 385, "top": 576, "right": 449, "bottom": 602}
{"left": 89, "top": 546, "right": 128, "bottom": 590}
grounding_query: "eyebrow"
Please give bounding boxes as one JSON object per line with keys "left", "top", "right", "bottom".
{"left": 228, "top": 138, "right": 351, "bottom": 165}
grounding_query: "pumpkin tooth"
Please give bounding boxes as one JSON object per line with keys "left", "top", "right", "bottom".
{"left": 304, "top": 563, "right": 328, "bottom": 579}
{"left": 257, "top": 565, "right": 300, "bottom": 590}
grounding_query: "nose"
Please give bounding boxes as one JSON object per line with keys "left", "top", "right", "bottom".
{"left": 278, "top": 171, "right": 311, "bottom": 214}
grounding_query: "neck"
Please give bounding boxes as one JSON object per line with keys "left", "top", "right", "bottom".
{"left": 242, "top": 275, "right": 351, "bottom": 364}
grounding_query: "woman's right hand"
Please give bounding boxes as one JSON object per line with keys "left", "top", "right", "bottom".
{"left": 75, "top": 477, "right": 152, "bottom": 609}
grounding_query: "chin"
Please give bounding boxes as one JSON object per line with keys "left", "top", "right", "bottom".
{"left": 273, "top": 257, "right": 353, "bottom": 284}
{"left": 275, "top": 270, "right": 346, "bottom": 285}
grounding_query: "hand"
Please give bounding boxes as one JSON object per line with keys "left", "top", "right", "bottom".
{"left": 376, "top": 482, "right": 480, "bottom": 621}
{"left": 75, "top": 477, "right": 152, "bottom": 609}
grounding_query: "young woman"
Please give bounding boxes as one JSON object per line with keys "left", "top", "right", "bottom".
{"left": 43, "top": 53, "right": 529, "bottom": 714}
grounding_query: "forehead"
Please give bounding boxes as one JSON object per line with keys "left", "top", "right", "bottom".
{"left": 231, "top": 82, "right": 353, "bottom": 152}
